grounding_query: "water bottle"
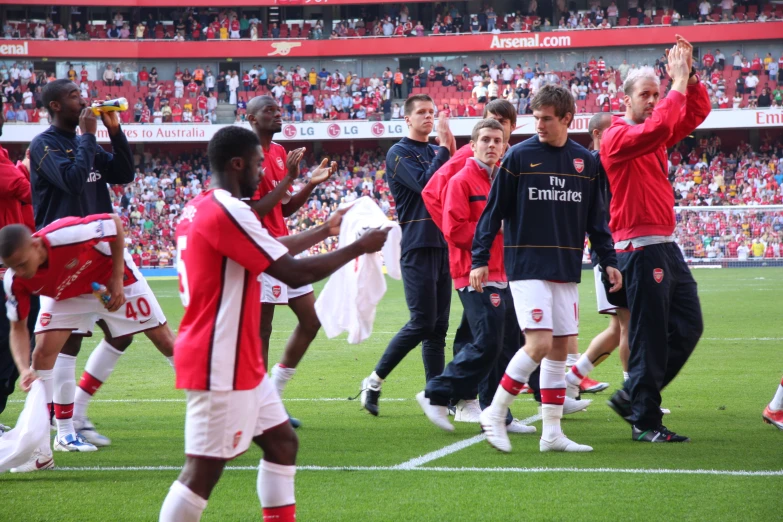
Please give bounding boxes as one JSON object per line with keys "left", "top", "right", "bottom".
{"left": 91, "top": 97, "right": 129, "bottom": 116}
{"left": 92, "top": 282, "right": 111, "bottom": 304}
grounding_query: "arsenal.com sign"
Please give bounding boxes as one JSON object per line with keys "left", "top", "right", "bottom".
{"left": 0, "top": 42, "right": 28, "bottom": 55}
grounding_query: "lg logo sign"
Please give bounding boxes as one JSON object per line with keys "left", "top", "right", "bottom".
{"left": 371, "top": 122, "right": 385, "bottom": 137}
{"left": 283, "top": 125, "right": 297, "bottom": 139}
{"left": 327, "top": 124, "right": 341, "bottom": 138}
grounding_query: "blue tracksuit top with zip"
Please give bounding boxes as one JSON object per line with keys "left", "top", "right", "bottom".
{"left": 386, "top": 137, "right": 451, "bottom": 254}
{"left": 590, "top": 149, "right": 612, "bottom": 268}
{"left": 472, "top": 135, "right": 616, "bottom": 283}
{"left": 29, "top": 125, "right": 134, "bottom": 229}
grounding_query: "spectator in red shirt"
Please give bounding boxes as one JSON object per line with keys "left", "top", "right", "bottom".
{"left": 702, "top": 51, "right": 715, "bottom": 70}
{"left": 187, "top": 81, "right": 199, "bottom": 98}
{"left": 139, "top": 67, "right": 150, "bottom": 87}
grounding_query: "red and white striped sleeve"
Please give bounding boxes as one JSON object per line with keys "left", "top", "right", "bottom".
{"left": 41, "top": 214, "right": 117, "bottom": 248}
{"left": 3, "top": 269, "right": 29, "bottom": 322}
{"left": 212, "top": 190, "right": 288, "bottom": 274}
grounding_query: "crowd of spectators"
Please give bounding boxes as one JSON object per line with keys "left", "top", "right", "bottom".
{"left": 3, "top": 45, "right": 781, "bottom": 125}
{"left": 4, "top": 2, "right": 783, "bottom": 43}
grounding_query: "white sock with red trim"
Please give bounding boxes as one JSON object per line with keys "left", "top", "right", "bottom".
{"left": 159, "top": 480, "right": 207, "bottom": 522}
{"left": 771, "top": 377, "right": 783, "bottom": 411}
{"left": 74, "top": 340, "right": 123, "bottom": 421}
{"left": 488, "top": 349, "right": 539, "bottom": 416}
{"left": 53, "top": 354, "right": 77, "bottom": 439}
{"left": 566, "top": 354, "right": 594, "bottom": 387}
{"left": 258, "top": 460, "right": 296, "bottom": 522}
{"left": 36, "top": 368, "right": 54, "bottom": 455}
{"left": 540, "top": 358, "right": 566, "bottom": 441}
{"left": 271, "top": 364, "right": 296, "bottom": 398}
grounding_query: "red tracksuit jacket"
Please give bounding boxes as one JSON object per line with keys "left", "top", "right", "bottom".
{"left": 600, "top": 81, "right": 711, "bottom": 242}
{"left": 0, "top": 146, "right": 35, "bottom": 232}
{"left": 442, "top": 159, "right": 506, "bottom": 289}
{"left": 422, "top": 143, "right": 474, "bottom": 230}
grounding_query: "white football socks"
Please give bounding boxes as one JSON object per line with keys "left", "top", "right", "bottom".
{"left": 159, "top": 481, "right": 207, "bottom": 522}
{"left": 623, "top": 371, "right": 630, "bottom": 383}
{"left": 771, "top": 380, "right": 783, "bottom": 411}
{"left": 257, "top": 460, "right": 296, "bottom": 508}
{"left": 271, "top": 364, "right": 297, "bottom": 398}
{"left": 540, "top": 358, "right": 567, "bottom": 441}
{"left": 488, "top": 349, "right": 539, "bottom": 417}
{"left": 74, "top": 340, "right": 123, "bottom": 421}
{"left": 368, "top": 371, "right": 383, "bottom": 389}
{"left": 53, "top": 354, "right": 77, "bottom": 439}
{"left": 566, "top": 354, "right": 595, "bottom": 387}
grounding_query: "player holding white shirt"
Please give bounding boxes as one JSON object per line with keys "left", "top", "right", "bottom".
{"left": 0, "top": 213, "right": 174, "bottom": 470}
{"left": 160, "top": 126, "right": 389, "bottom": 522}
{"left": 245, "top": 96, "right": 337, "bottom": 425}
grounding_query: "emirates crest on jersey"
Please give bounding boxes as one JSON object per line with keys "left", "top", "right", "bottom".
{"left": 276, "top": 157, "right": 285, "bottom": 169}
{"left": 573, "top": 158, "right": 584, "bottom": 173}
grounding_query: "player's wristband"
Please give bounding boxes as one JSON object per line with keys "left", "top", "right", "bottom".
{"left": 689, "top": 67, "right": 696, "bottom": 78}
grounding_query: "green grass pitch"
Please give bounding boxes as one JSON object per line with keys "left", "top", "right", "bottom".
{"left": 2, "top": 268, "right": 782, "bottom": 521}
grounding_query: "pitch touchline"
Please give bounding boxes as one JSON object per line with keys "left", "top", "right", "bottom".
{"left": 392, "top": 413, "right": 542, "bottom": 470}
{"left": 48, "top": 465, "right": 783, "bottom": 477}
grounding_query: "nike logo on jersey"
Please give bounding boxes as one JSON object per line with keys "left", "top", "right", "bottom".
{"left": 530, "top": 162, "right": 542, "bottom": 167}
{"left": 140, "top": 318, "right": 152, "bottom": 324}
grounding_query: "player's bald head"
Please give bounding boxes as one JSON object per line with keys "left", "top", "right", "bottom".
{"left": 247, "top": 95, "right": 277, "bottom": 117}
{"left": 246, "top": 95, "right": 282, "bottom": 135}
{"left": 588, "top": 113, "right": 612, "bottom": 136}
{"left": 0, "top": 224, "right": 31, "bottom": 262}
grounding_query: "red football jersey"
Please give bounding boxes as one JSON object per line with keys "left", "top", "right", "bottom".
{"left": 174, "top": 189, "right": 288, "bottom": 391}
{"left": 4, "top": 215, "right": 137, "bottom": 322}
{"left": 251, "top": 142, "right": 292, "bottom": 238}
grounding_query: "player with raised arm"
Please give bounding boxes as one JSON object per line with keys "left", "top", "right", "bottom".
{"left": 358, "top": 94, "right": 456, "bottom": 417}
{"left": 0, "top": 213, "right": 173, "bottom": 468}
{"left": 159, "top": 126, "right": 388, "bottom": 522}
{"left": 29, "top": 79, "right": 170, "bottom": 451}
{"left": 245, "top": 96, "right": 337, "bottom": 427}
{"left": 601, "top": 38, "right": 710, "bottom": 443}
{"left": 472, "top": 85, "right": 622, "bottom": 453}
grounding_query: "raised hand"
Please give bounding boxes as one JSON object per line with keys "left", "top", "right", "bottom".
{"left": 100, "top": 109, "right": 121, "bottom": 136}
{"left": 675, "top": 34, "right": 694, "bottom": 72}
{"left": 285, "top": 147, "right": 306, "bottom": 179}
{"left": 310, "top": 157, "right": 338, "bottom": 186}
{"left": 79, "top": 107, "right": 98, "bottom": 135}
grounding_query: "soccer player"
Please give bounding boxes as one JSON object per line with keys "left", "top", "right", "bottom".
{"left": 417, "top": 119, "right": 535, "bottom": 435}
{"left": 359, "top": 94, "right": 456, "bottom": 416}
{"left": 422, "top": 100, "right": 520, "bottom": 423}
{"left": 601, "top": 38, "right": 710, "bottom": 443}
{"left": 472, "top": 85, "right": 622, "bottom": 453}
{"left": 566, "top": 113, "right": 629, "bottom": 390}
{"left": 245, "top": 96, "right": 336, "bottom": 426}
{"left": 160, "top": 126, "right": 389, "bottom": 522}
{"left": 30, "top": 79, "right": 169, "bottom": 449}
{"left": 763, "top": 376, "right": 783, "bottom": 430}
{"left": 1, "top": 213, "right": 174, "bottom": 467}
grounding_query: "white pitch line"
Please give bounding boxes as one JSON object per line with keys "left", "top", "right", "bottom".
{"left": 48, "top": 465, "right": 783, "bottom": 477}
{"left": 392, "top": 413, "right": 542, "bottom": 470}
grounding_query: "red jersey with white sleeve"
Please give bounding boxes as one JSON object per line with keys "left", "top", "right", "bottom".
{"left": 174, "top": 189, "right": 288, "bottom": 391}
{"left": 250, "top": 141, "right": 291, "bottom": 238}
{"left": 4, "top": 214, "right": 137, "bottom": 322}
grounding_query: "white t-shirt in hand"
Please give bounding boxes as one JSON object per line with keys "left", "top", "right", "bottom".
{"left": 315, "top": 197, "right": 402, "bottom": 344}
